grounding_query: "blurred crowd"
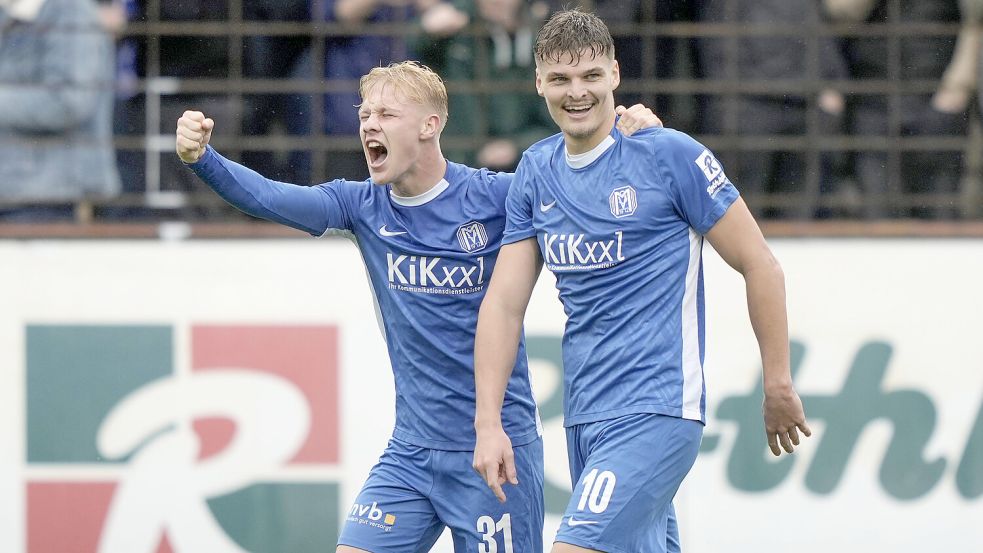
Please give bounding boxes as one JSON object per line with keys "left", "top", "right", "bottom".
{"left": 0, "top": 0, "right": 980, "bottom": 222}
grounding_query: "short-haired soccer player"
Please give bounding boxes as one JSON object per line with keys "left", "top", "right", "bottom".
{"left": 472, "top": 10, "right": 811, "bottom": 553}
{"left": 176, "top": 61, "right": 660, "bottom": 553}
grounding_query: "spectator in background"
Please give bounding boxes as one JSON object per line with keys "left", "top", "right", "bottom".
{"left": 241, "top": 0, "right": 313, "bottom": 185}
{"left": 96, "top": 0, "right": 149, "bottom": 219}
{"left": 826, "top": 0, "right": 966, "bottom": 219}
{"left": 0, "top": 0, "right": 121, "bottom": 222}
{"left": 935, "top": 0, "right": 981, "bottom": 120}
{"left": 419, "top": 0, "right": 555, "bottom": 170}
{"left": 698, "top": 0, "right": 848, "bottom": 219}
{"left": 156, "top": 0, "right": 233, "bottom": 203}
{"left": 318, "top": 0, "right": 423, "bottom": 180}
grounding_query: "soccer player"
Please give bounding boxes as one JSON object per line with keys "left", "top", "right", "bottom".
{"left": 471, "top": 9, "right": 811, "bottom": 553}
{"left": 175, "top": 61, "right": 660, "bottom": 553}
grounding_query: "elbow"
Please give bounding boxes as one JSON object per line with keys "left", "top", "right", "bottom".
{"left": 742, "top": 249, "right": 785, "bottom": 285}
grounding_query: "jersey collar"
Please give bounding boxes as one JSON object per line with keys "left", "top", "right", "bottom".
{"left": 565, "top": 134, "right": 616, "bottom": 169}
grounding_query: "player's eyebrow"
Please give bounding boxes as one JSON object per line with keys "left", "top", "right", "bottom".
{"left": 545, "top": 66, "right": 604, "bottom": 79}
{"left": 579, "top": 66, "right": 605, "bottom": 75}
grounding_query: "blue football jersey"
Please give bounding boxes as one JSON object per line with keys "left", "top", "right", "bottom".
{"left": 503, "top": 128, "right": 739, "bottom": 426}
{"left": 190, "top": 147, "right": 541, "bottom": 450}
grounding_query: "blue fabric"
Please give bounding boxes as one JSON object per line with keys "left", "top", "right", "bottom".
{"left": 558, "top": 413, "right": 702, "bottom": 553}
{"left": 338, "top": 437, "right": 544, "bottom": 553}
{"left": 188, "top": 148, "right": 541, "bottom": 451}
{"left": 503, "top": 127, "right": 739, "bottom": 426}
{"left": 0, "top": 0, "right": 120, "bottom": 200}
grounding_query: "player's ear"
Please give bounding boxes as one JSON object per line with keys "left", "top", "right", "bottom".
{"left": 534, "top": 67, "right": 545, "bottom": 97}
{"left": 420, "top": 114, "right": 440, "bottom": 140}
{"left": 610, "top": 59, "right": 621, "bottom": 91}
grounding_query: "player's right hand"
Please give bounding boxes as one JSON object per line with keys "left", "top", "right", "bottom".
{"left": 472, "top": 426, "right": 518, "bottom": 503}
{"left": 763, "top": 384, "right": 812, "bottom": 456}
{"left": 176, "top": 110, "right": 214, "bottom": 164}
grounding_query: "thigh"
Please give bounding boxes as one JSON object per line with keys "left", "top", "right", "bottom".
{"left": 433, "top": 439, "right": 545, "bottom": 553}
{"left": 338, "top": 440, "right": 445, "bottom": 553}
{"left": 556, "top": 414, "right": 702, "bottom": 553}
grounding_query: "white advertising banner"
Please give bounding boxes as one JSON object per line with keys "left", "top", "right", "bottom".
{"left": 0, "top": 238, "right": 980, "bottom": 552}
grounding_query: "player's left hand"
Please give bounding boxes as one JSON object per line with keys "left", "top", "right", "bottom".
{"left": 615, "top": 104, "right": 663, "bottom": 136}
{"left": 763, "top": 385, "right": 812, "bottom": 456}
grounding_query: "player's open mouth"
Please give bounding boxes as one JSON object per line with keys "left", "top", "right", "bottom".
{"left": 564, "top": 103, "right": 594, "bottom": 118}
{"left": 366, "top": 140, "right": 388, "bottom": 167}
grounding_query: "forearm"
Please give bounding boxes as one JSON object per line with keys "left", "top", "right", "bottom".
{"left": 743, "top": 256, "right": 792, "bottom": 393}
{"left": 474, "top": 298, "right": 525, "bottom": 431}
{"left": 940, "top": 24, "right": 983, "bottom": 95}
{"left": 187, "top": 146, "right": 330, "bottom": 235}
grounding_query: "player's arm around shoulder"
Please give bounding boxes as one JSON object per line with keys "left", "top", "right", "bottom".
{"left": 705, "top": 202, "right": 811, "bottom": 457}
{"left": 473, "top": 237, "right": 543, "bottom": 502}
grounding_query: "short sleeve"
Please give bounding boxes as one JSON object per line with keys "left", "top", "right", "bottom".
{"left": 658, "top": 132, "right": 740, "bottom": 234}
{"left": 501, "top": 155, "right": 537, "bottom": 245}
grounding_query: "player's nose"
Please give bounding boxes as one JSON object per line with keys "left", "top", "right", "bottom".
{"left": 567, "top": 80, "right": 589, "bottom": 100}
{"left": 361, "top": 113, "right": 381, "bottom": 132}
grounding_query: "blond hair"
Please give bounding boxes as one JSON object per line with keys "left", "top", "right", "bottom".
{"left": 359, "top": 61, "right": 449, "bottom": 131}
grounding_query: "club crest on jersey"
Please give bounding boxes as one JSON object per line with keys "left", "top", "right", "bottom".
{"left": 608, "top": 186, "right": 637, "bottom": 218}
{"left": 695, "top": 149, "right": 730, "bottom": 197}
{"left": 456, "top": 221, "right": 488, "bottom": 252}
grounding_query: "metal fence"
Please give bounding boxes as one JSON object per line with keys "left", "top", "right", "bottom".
{"left": 2, "top": 0, "right": 978, "bottom": 224}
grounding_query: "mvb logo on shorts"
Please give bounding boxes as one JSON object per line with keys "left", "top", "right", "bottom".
{"left": 25, "top": 324, "right": 342, "bottom": 553}
{"left": 347, "top": 501, "right": 397, "bottom": 532}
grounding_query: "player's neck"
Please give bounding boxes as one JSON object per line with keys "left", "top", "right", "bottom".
{"left": 564, "top": 111, "right": 617, "bottom": 155}
{"left": 390, "top": 147, "right": 447, "bottom": 198}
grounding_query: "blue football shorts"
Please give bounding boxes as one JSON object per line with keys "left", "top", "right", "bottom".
{"left": 338, "top": 436, "right": 545, "bottom": 553}
{"left": 555, "top": 413, "right": 703, "bottom": 553}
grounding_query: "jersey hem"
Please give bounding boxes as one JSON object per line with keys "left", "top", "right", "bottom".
{"left": 501, "top": 230, "right": 537, "bottom": 245}
{"left": 563, "top": 404, "right": 706, "bottom": 427}
{"left": 698, "top": 187, "right": 739, "bottom": 233}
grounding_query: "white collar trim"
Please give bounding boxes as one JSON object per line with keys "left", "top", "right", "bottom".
{"left": 389, "top": 178, "right": 450, "bottom": 206}
{"left": 565, "top": 135, "right": 616, "bottom": 169}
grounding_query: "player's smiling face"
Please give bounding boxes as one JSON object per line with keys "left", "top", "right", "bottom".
{"left": 358, "top": 83, "right": 429, "bottom": 186}
{"left": 536, "top": 49, "right": 620, "bottom": 153}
